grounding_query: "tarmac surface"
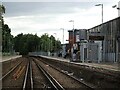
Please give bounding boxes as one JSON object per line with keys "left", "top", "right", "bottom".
{"left": 39, "top": 55, "right": 120, "bottom": 72}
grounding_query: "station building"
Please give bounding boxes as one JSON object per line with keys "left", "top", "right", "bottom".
{"left": 68, "top": 17, "right": 120, "bottom": 63}
{"left": 68, "top": 29, "right": 87, "bottom": 61}
{"left": 88, "top": 17, "right": 120, "bottom": 63}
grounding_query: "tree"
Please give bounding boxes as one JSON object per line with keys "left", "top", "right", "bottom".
{"left": 13, "top": 33, "right": 62, "bottom": 55}
{"left": 0, "top": 4, "right": 5, "bottom": 23}
{"left": 14, "top": 33, "right": 23, "bottom": 52}
{"left": 40, "top": 33, "right": 50, "bottom": 52}
{"left": 2, "top": 24, "right": 13, "bottom": 53}
{"left": 13, "top": 33, "right": 40, "bottom": 55}
{"left": 1, "top": 4, "right": 5, "bottom": 53}
{"left": 40, "top": 34, "right": 61, "bottom": 52}
{"left": 0, "top": 4, "right": 5, "bottom": 14}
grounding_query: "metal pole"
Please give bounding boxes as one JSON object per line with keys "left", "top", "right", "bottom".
{"left": 60, "top": 28, "right": 64, "bottom": 44}
{"left": 72, "top": 20, "right": 74, "bottom": 62}
{"left": 102, "top": 4, "right": 103, "bottom": 24}
{"left": 63, "top": 28, "right": 64, "bottom": 44}
{"left": 54, "top": 33, "right": 56, "bottom": 56}
{"left": 95, "top": 4, "right": 103, "bottom": 24}
{"left": 101, "top": 4, "right": 104, "bottom": 63}
{"left": 69, "top": 20, "right": 75, "bottom": 61}
{"left": 69, "top": 20, "right": 74, "bottom": 46}
{"left": 95, "top": 4, "right": 104, "bottom": 63}
{"left": 72, "top": 21, "right": 74, "bottom": 62}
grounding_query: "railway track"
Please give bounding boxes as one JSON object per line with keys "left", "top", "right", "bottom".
{"left": 2, "top": 57, "right": 24, "bottom": 77}
{"left": 33, "top": 59, "right": 65, "bottom": 90}
{"left": 42, "top": 58, "right": 95, "bottom": 89}
{"left": 33, "top": 57, "right": 94, "bottom": 90}
{"left": 1, "top": 56, "right": 119, "bottom": 89}
{"left": 2, "top": 58, "right": 28, "bottom": 89}
{"left": 0, "top": 61, "right": 23, "bottom": 81}
{"left": 22, "top": 57, "right": 65, "bottom": 89}
{"left": 22, "top": 58, "right": 33, "bottom": 90}
{"left": 3, "top": 56, "right": 114, "bottom": 89}
{"left": 37, "top": 56, "right": 120, "bottom": 89}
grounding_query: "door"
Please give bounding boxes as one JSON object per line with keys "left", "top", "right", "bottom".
{"left": 88, "top": 43, "right": 99, "bottom": 62}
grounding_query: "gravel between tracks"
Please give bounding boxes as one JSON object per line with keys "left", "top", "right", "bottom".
{"left": 32, "top": 60, "right": 51, "bottom": 88}
{"left": 2, "top": 57, "right": 23, "bottom": 76}
{"left": 38, "top": 56, "right": 120, "bottom": 89}
{"left": 35, "top": 58, "right": 89, "bottom": 89}
{"left": 2, "top": 57, "right": 28, "bottom": 89}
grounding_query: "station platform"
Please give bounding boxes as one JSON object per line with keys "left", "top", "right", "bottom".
{"left": 1, "top": 55, "right": 22, "bottom": 62}
{"left": 39, "top": 55, "right": 120, "bottom": 72}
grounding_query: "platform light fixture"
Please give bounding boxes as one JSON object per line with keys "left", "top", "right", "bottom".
{"left": 95, "top": 4, "right": 103, "bottom": 24}
{"left": 112, "top": 5, "right": 120, "bottom": 10}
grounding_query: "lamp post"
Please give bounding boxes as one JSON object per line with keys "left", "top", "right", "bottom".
{"left": 69, "top": 20, "right": 74, "bottom": 46}
{"left": 112, "top": 5, "right": 120, "bottom": 16}
{"left": 54, "top": 33, "right": 57, "bottom": 54}
{"left": 112, "top": 5, "right": 120, "bottom": 62}
{"left": 69, "top": 20, "right": 75, "bottom": 61}
{"left": 95, "top": 4, "right": 103, "bottom": 24}
{"left": 95, "top": 4, "right": 103, "bottom": 63}
{"left": 60, "top": 28, "right": 64, "bottom": 44}
{"left": 112, "top": 5, "right": 120, "bottom": 10}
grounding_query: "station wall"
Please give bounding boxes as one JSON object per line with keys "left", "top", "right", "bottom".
{"left": 88, "top": 17, "right": 120, "bottom": 62}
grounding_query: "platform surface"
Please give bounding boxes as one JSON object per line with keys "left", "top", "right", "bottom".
{"left": 0, "top": 55, "right": 22, "bottom": 62}
{"left": 39, "top": 55, "right": 120, "bottom": 72}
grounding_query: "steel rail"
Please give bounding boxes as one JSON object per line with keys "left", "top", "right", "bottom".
{"left": 30, "top": 59, "right": 33, "bottom": 90}
{"left": 38, "top": 58, "right": 95, "bottom": 90}
{"left": 22, "top": 59, "right": 33, "bottom": 90}
{"left": 33, "top": 59, "right": 65, "bottom": 90}
{"left": 0, "top": 61, "right": 22, "bottom": 81}
{"left": 22, "top": 60, "right": 29, "bottom": 90}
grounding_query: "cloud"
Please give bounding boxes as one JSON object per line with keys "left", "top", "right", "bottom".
{"left": 1, "top": 0, "right": 119, "bottom": 2}
{"left": 4, "top": 2, "right": 112, "bottom": 17}
{"left": 3, "top": 2, "right": 118, "bottom": 43}
{"left": 3, "top": 2, "right": 81, "bottom": 17}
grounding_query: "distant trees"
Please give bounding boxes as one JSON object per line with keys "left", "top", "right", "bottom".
{"left": 40, "top": 33, "right": 61, "bottom": 53}
{"left": 14, "top": 33, "right": 40, "bottom": 55}
{"left": 13, "top": 33, "right": 62, "bottom": 55}
{"left": 2, "top": 23, "right": 62, "bottom": 55}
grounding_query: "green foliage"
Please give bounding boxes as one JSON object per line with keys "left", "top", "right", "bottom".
{"left": 14, "top": 33, "right": 40, "bottom": 55}
{"left": 0, "top": 4, "right": 5, "bottom": 14}
{"left": 40, "top": 34, "right": 62, "bottom": 52}
{"left": 13, "top": 33, "right": 62, "bottom": 55}
{"left": 2, "top": 24, "right": 13, "bottom": 53}
{"left": 2, "top": 24, "right": 62, "bottom": 55}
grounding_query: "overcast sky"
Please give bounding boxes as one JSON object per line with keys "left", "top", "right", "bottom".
{"left": 2, "top": 0, "right": 120, "bottom": 44}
